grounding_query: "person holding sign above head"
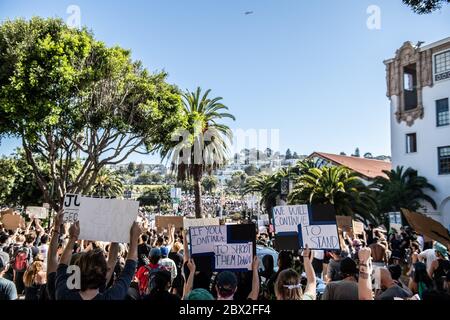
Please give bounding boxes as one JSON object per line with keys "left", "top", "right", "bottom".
{"left": 55, "top": 221, "right": 141, "bottom": 300}
{"left": 214, "top": 256, "right": 260, "bottom": 301}
{"left": 274, "top": 246, "right": 316, "bottom": 300}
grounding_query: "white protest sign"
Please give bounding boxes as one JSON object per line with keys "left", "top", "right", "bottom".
{"left": 78, "top": 197, "right": 139, "bottom": 243}
{"left": 183, "top": 217, "right": 220, "bottom": 229}
{"left": 190, "top": 225, "right": 227, "bottom": 255}
{"left": 214, "top": 242, "right": 253, "bottom": 270}
{"left": 189, "top": 225, "right": 253, "bottom": 271}
{"left": 26, "top": 207, "right": 48, "bottom": 219}
{"left": 299, "top": 224, "right": 340, "bottom": 250}
{"left": 63, "top": 194, "right": 139, "bottom": 243}
{"left": 62, "top": 194, "right": 81, "bottom": 223}
{"left": 273, "top": 205, "right": 309, "bottom": 234}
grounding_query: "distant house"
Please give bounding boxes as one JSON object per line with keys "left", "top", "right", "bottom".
{"left": 308, "top": 152, "right": 392, "bottom": 183}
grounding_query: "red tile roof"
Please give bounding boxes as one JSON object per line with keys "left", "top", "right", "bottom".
{"left": 309, "top": 152, "right": 392, "bottom": 179}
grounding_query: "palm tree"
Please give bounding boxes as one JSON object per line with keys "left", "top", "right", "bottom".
{"left": 244, "top": 168, "right": 295, "bottom": 222}
{"left": 90, "top": 168, "right": 124, "bottom": 198}
{"left": 288, "top": 166, "right": 379, "bottom": 224}
{"left": 161, "top": 87, "right": 235, "bottom": 218}
{"left": 370, "top": 166, "right": 437, "bottom": 213}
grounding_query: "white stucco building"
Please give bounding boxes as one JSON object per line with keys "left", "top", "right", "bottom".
{"left": 385, "top": 37, "right": 450, "bottom": 229}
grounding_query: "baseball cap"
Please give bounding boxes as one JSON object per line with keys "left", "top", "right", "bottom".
{"left": 160, "top": 246, "right": 169, "bottom": 257}
{"left": 0, "top": 251, "right": 10, "bottom": 269}
{"left": 216, "top": 271, "right": 238, "bottom": 297}
{"left": 184, "top": 288, "right": 214, "bottom": 300}
{"left": 150, "top": 247, "right": 162, "bottom": 258}
{"left": 434, "top": 242, "right": 448, "bottom": 259}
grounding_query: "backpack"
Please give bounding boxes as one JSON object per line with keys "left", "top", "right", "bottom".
{"left": 138, "top": 265, "right": 166, "bottom": 296}
{"left": 13, "top": 246, "right": 31, "bottom": 272}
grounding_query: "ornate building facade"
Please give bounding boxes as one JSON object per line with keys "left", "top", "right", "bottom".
{"left": 385, "top": 37, "right": 450, "bottom": 229}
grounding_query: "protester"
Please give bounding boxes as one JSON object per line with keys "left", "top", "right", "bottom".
{"left": 428, "top": 242, "right": 450, "bottom": 292}
{"left": 55, "top": 221, "right": 140, "bottom": 300}
{"left": 322, "top": 257, "right": 359, "bottom": 300}
{"left": 274, "top": 246, "right": 316, "bottom": 300}
{"left": 23, "top": 257, "right": 47, "bottom": 300}
{"left": 0, "top": 251, "right": 17, "bottom": 300}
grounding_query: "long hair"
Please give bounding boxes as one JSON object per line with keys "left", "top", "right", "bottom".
{"left": 23, "top": 261, "right": 44, "bottom": 287}
{"left": 275, "top": 269, "right": 304, "bottom": 300}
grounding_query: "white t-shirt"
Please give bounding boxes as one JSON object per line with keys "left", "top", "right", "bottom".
{"left": 159, "top": 257, "right": 177, "bottom": 282}
{"left": 418, "top": 248, "right": 437, "bottom": 271}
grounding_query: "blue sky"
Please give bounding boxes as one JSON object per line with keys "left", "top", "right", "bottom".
{"left": 1, "top": 0, "right": 449, "bottom": 163}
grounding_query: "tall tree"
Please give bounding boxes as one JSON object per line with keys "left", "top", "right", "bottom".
{"left": 289, "top": 166, "right": 379, "bottom": 223}
{"left": 285, "top": 149, "right": 293, "bottom": 160}
{"left": 160, "top": 87, "right": 235, "bottom": 218}
{"left": 202, "top": 175, "right": 218, "bottom": 193}
{"left": 403, "top": 0, "right": 450, "bottom": 14}
{"left": 90, "top": 168, "right": 124, "bottom": 198}
{"left": 0, "top": 18, "right": 183, "bottom": 211}
{"left": 370, "top": 166, "right": 437, "bottom": 213}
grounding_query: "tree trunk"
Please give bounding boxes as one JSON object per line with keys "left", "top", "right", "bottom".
{"left": 194, "top": 178, "right": 203, "bottom": 218}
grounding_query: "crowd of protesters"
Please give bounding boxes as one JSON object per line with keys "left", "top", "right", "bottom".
{"left": 1, "top": 208, "right": 449, "bottom": 301}
{"left": 177, "top": 195, "right": 247, "bottom": 217}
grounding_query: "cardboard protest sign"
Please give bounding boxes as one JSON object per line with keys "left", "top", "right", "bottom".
{"left": 352, "top": 221, "right": 365, "bottom": 235}
{"left": 401, "top": 208, "right": 450, "bottom": 248}
{"left": 336, "top": 216, "right": 353, "bottom": 233}
{"left": 26, "top": 207, "right": 48, "bottom": 219}
{"left": 155, "top": 215, "right": 184, "bottom": 233}
{"left": 189, "top": 224, "right": 256, "bottom": 273}
{"left": 0, "top": 208, "right": 14, "bottom": 217}
{"left": 1, "top": 214, "right": 25, "bottom": 230}
{"left": 274, "top": 204, "right": 340, "bottom": 250}
{"left": 63, "top": 194, "right": 139, "bottom": 243}
{"left": 183, "top": 217, "right": 220, "bottom": 229}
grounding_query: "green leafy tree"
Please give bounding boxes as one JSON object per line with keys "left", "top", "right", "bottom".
{"left": 285, "top": 149, "right": 293, "bottom": 160}
{"left": 244, "top": 164, "right": 259, "bottom": 176}
{"left": 137, "top": 185, "right": 171, "bottom": 207}
{"left": 128, "top": 162, "right": 137, "bottom": 175}
{"left": 202, "top": 175, "right": 219, "bottom": 193}
{"left": 226, "top": 171, "right": 247, "bottom": 194}
{"left": 160, "top": 87, "right": 235, "bottom": 218}
{"left": 403, "top": 0, "right": 449, "bottom": 14}
{"left": 370, "top": 166, "right": 437, "bottom": 213}
{"left": 244, "top": 168, "right": 294, "bottom": 221}
{"left": 289, "top": 166, "right": 379, "bottom": 224}
{"left": 90, "top": 168, "right": 124, "bottom": 197}
{"left": 0, "top": 18, "right": 183, "bottom": 211}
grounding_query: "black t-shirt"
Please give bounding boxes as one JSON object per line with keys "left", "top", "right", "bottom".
{"left": 143, "top": 290, "right": 181, "bottom": 303}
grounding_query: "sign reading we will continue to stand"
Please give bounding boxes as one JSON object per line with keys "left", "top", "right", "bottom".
{"left": 190, "top": 225, "right": 253, "bottom": 271}
{"left": 273, "top": 204, "right": 340, "bottom": 250}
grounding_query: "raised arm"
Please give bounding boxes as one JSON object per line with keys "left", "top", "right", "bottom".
{"left": 183, "top": 229, "right": 190, "bottom": 263}
{"left": 303, "top": 246, "right": 316, "bottom": 298}
{"left": 182, "top": 258, "right": 196, "bottom": 299}
{"left": 127, "top": 222, "right": 140, "bottom": 262}
{"left": 59, "top": 222, "right": 80, "bottom": 266}
{"left": 247, "top": 256, "right": 260, "bottom": 300}
{"left": 358, "top": 247, "right": 373, "bottom": 300}
{"left": 105, "top": 243, "right": 119, "bottom": 285}
{"left": 167, "top": 224, "right": 175, "bottom": 247}
{"left": 47, "top": 211, "right": 64, "bottom": 274}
